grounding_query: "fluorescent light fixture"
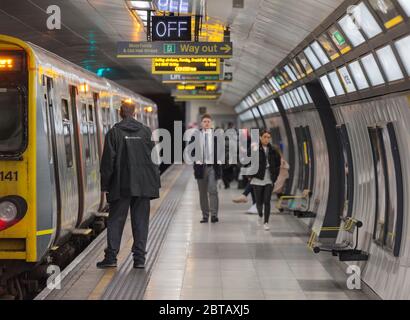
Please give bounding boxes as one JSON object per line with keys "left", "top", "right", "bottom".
{"left": 129, "top": 1, "right": 153, "bottom": 10}
{"left": 376, "top": 45, "right": 404, "bottom": 82}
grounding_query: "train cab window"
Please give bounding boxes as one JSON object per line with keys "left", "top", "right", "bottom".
{"left": 350, "top": 2, "right": 382, "bottom": 39}
{"left": 337, "top": 66, "right": 357, "bottom": 93}
{"left": 61, "top": 99, "right": 73, "bottom": 168}
{"left": 328, "top": 25, "right": 352, "bottom": 55}
{"left": 0, "top": 87, "right": 26, "bottom": 155}
{"left": 304, "top": 46, "right": 322, "bottom": 70}
{"left": 376, "top": 45, "right": 404, "bottom": 82}
{"left": 360, "top": 53, "right": 385, "bottom": 86}
{"left": 397, "top": 0, "right": 410, "bottom": 16}
{"left": 320, "top": 75, "right": 336, "bottom": 98}
{"left": 348, "top": 60, "right": 370, "bottom": 90}
{"left": 338, "top": 14, "right": 366, "bottom": 47}
{"left": 395, "top": 35, "right": 410, "bottom": 76}
{"left": 328, "top": 71, "right": 346, "bottom": 96}
{"left": 369, "top": 0, "right": 404, "bottom": 29}
{"left": 368, "top": 124, "right": 404, "bottom": 257}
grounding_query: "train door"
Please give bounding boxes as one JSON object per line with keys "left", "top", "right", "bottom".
{"left": 368, "top": 123, "right": 404, "bottom": 257}
{"left": 69, "top": 85, "right": 85, "bottom": 226}
{"left": 337, "top": 124, "right": 354, "bottom": 218}
{"left": 43, "top": 77, "right": 62, "bottom": 240}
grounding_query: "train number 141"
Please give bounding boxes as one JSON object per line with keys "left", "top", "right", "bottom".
{"left": 0, "top": 171, "right": 18, "bottom": 182}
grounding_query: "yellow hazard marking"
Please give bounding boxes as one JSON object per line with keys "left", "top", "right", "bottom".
{"left": 36, "top": 229, "right": 54, "bottom": 236}
{"left": 385, "top": 16, "right": 403, "bottom": 29}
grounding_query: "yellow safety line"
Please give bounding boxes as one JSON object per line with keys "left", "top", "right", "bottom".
{"left": 36, "top": 229, "right": 54, "bottom": 236}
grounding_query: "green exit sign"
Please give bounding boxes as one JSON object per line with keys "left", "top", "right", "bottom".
{"left": 164, "top": 44, "right": 176, "bottom": 54}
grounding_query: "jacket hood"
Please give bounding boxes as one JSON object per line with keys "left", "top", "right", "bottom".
{"left": 116, "top": 117, "right": 143, "bottom": 132}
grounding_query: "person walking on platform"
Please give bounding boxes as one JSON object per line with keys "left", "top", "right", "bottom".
{"left": 250, "top": 130, "right": 281, "bottom": 231}
{"left": 97, "top": 102, "right": 161, "bottom": 269}
{"left": 193, "top": 114, "right": 222, "bottom": 224}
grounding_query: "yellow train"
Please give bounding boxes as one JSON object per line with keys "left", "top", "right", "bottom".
{"left": 0, "top": 35, "right": 158, "bottom": 298}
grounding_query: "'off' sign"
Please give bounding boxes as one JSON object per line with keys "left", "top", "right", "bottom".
{"left": 152, "top": 16, "right": 191, "bottom": 41}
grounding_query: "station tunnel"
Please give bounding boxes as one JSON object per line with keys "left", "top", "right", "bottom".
{"left": 0, "top": 0, "right": 410, "bottom": 301}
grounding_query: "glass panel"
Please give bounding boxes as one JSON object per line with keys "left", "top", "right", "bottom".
{"left": 81, "top": 104, "right": 91, "bottom": 161}
{"left": 351, "top": 2, "right": 382, "bottom": 39}
{"left": 311, "top": 41, "right": 330, "bottom": 65}
{"left": 369, "top": 0, "right": 404, "bottom": 29}
{"left": 284, "top": 65, "right": 297, "bottom": 82}
{"left": 293, "top": 89, "right": 303, "bottom": 106}
{"left": 303, "top": 86, "right": 313, "bottom": 103}
{"left": 63, "top": 124, "right": 73, "bottom": 168}
{"left": 271, "top": 99, "right": 278, "bottom": 113}
{"left": 328, "top": 25, "right": 352, "bottom": 54}
{"left": 287, "top": 92, "right": 297, "bottom": 107}
{"left": 61, "top": 99, "right": 70, "bottom": 121}
{"left": 279, "top": 95, "right": 289, "bottom": 110}
{"left": 304, "top": 46, "right": 322, "bottom": 70}
{"left": 329, "top": 71, "right": 346, "bottom": 96}
{"left": 398, "top": 0, "right": 410, "bottom": 16}
{"left": 348, "top": 60, "right": 370, "bottom": 90}
{"left": 395, "top": 35, "right": 410, "bottom": 76}
{"left": 361, "top": 54, "right": 385, "bottom": 86}
{"left": 269, "top": 77, "right": 281, "bottom": 91}
{"left": 338, "top": 15, "right": 366, "bottom": 47}
{"left": 320, "top": 75, "right": 336, "bottom": 98}
{"left": 338, "top": 66, "right": 357, "bottom": 93}
{"left": 284, "top": 93, "right": 293, "bottom": 109}
{"left": 297, "top": 52, "right": 313, "bottom": 74}
{"left": 297, "top": 87, "right": 308, "bottom": 104}
{"left": 376, "top": 45, "right": 404, "bottom": 82}
{"left": 281, "top": 71, "right": 292, "bottom": 84}
{"left": 289, "top": 63, "right": 300, "bottom": 80}
{"left": 0, "top": 88, "right": 25, "bottom": 153}
{"left": 318, "top": 34, "right": 340, "bottom": 60}
{"left": 292, "top": 58, "right": 306, "bottom": 77}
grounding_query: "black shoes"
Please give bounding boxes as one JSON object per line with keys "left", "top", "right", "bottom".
{"left": 96, "top": 259, "right": 117, "bottom": 269}
{"left": 211, "top": 217, "right": 219, "bottom": 223}
{"left": 200, "top": 218, "right": 209, "bottom": 223}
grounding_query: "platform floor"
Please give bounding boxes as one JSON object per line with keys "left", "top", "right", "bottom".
{"left": 144, "top": 175, "right": 372, "bottom": 300}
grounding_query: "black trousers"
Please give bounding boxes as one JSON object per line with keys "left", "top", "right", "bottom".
{"left": 105, "top": 196, "right": 150, "bottom": 263}
{"left": 253, "top": 184, "right": 273, "bottom": 224}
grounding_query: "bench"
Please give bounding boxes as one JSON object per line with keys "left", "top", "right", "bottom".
{"left": 276, "top": 189, "right": 317, "bottom": 218}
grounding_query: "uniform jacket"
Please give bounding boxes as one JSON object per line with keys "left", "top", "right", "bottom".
{"left": 100, "top": 117, "right": 161, "bottom": 202}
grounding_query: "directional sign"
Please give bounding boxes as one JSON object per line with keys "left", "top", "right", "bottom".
{"left": 117, "top": 42, "right": 233, "bottom": 58}
{"left": 152, "top": 57, "right": 220, "bottom": 75}
{"left": 162, "top": 73, "right": 232, "bottom": 83}
{"left": 171, "top": 90, "right": 221, "bottom": 96}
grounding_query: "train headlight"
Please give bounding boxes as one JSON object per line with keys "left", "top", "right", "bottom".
{"left": 0, "top": 201, "right": 18, "bottom": 222}
{"left": 0, "top": 196, "right": 27, "bottom": 231}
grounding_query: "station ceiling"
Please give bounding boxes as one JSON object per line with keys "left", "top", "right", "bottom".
{"left": 0, "top": 0, "right": 344, "bottom": 106}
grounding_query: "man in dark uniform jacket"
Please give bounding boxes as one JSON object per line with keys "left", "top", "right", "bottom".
{"left": 97, "top": 102, "right": 161, "bottom": 269}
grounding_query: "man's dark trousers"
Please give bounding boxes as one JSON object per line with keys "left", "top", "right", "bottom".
{"left": 105, "top": 196, "right": 150, "bottom": 264}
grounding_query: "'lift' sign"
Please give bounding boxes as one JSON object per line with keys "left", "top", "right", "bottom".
{"left": 152, "top": 16, "right": 191, "bottom": 41}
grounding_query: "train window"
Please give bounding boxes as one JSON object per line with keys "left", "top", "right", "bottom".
{"left": 397, "top": 0, "right": 410, "bottom": 16}
{"left": 376, "top": 45, "right": 404, "bottom": 82}
{"left": 360, "top": 54, "right": 385, "bottom": 86}
{"left": 338, "top": 66, "right": 357, "bottom": 93}
{"left": 311, "top": 41, "right": 330, "bottom": 65}
{"left": 318, "top": 34, "right": 340, "bottom": 60}
{"left": 395, "top": 35, "right": 410, "bottom": 76}
{"left": 369, "top": 0, "right": 403, "bottom": 29}
{"left": 0, "top": 88, "right": 26, "bottom": 154}
{"left": 81, "top": 103, "right": 91, "bottom": 162}
{"left": 292, "top": 58, "right": 306, "bottom": 78}
{"left": 61, "top": 99, "right": 73, "bottom": 168}
{"left": 351, "top": 2, "right": 383, "bottom": 39}
{"left": 348, "top": 61, "right": 370, "bottom": 90}
{"left": 302, "top": 86, "right": 313, "bottom": 103}
{"left": 88, "top": 104, "right": 94, "bottom": 122}
{"left": 368, "top": 124, "right": 404, "bottom": 257}
{"left": 88, "top": 104, "right": 98, "bottom": 162}
{"left": 297, "top": 87, "right": 308, "bottom": 105}
{"left": 297, "top": 52, "right": 313, "bottom": 75}
{"left": 328, "top": 71, "right": 346, "bottom": 96}
{"left": 328, "top": 25, "right": 352, "bottom": 54}
{"left": 320, "top": 75, "right": 336, "bottom": 98}
{"left": 338, "top": 15, "right": 366, "bottom": 47}
{"left": 304, "top": 46, "right": 321, "bottom": 70}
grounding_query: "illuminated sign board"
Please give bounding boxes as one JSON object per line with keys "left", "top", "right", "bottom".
{"left": 117, "top": 42, "right": 233, "bottom": 58}
{"left": 162, "top": 73, "right": 232, "bottom": 83}
{"left": 152, "top": 57, "right": 220, "bottom": 75}
{"left": 152, "top": 16, "right": 191, "bottom": 41}
{"left": 174, "top": 95, "right": 221, "bottom": 101}
{"left": 176, "top": 83, "right": 219, "bottom": 91}
{"left": 155, "top": 0, "right": 190, "bottom": 14}
{"left": 0, "top": 54, "right": 23, "bottom": 72}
